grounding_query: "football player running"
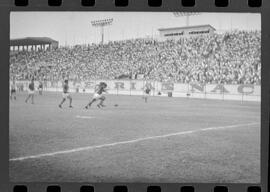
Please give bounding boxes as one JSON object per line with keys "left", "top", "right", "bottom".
{"left": 58, "top": 79, "right": 73, "bottom": 108}
{"left": 85, "top": 82, "right": 108, "bottom": 109}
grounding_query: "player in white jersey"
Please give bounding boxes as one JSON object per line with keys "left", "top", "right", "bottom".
{"left": 85, "top": 82, "right": 108, "bottom": 109}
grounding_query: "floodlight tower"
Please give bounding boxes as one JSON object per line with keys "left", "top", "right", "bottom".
{"left": 91, "top": 18, "right": 113, "bottom": 44}
{"left": 173, "top": 12, "right": 200, "bottom": 26}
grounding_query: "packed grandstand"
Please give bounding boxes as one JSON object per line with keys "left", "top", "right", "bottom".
{"left": 10, "top": 30, "right": 261, "bottom": 85}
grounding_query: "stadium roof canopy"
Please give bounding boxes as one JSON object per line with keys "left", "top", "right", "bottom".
{"left": 10, "top": 37, "right": 58, "bottom": 46}
{"left": 158, "top": 24, "right": 216, "bottom": 31}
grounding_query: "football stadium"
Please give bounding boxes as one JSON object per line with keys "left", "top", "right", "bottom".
{"left": 9, "top": 12, "right": 261, "bottom": 182}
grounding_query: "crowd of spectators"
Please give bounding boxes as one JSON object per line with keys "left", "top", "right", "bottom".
{"left": 10, "top": 30, "right": 261, "bottom": 84}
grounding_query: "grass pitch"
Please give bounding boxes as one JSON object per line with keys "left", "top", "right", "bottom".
{"left": 9, "top": 91, "right": 260, "bottom": 182}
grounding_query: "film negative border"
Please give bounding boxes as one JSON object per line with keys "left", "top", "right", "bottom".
{"left": 9, "top": 183, "right": 264, "bottom": 192}
{"left": 0, "top": 0, "right": 265, "bottom": 10}
{"left": 0, "top": 0, "right": 269, "bottom": 192}
{"left": 7, "top": 0, "right": 265, "bottom": 8}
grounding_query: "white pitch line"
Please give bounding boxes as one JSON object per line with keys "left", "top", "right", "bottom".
{"left": 9, "top": 122, "right": 259, "bottom": 162}
{"left": 76, "top": 115, "right": 94, "bottom": 119}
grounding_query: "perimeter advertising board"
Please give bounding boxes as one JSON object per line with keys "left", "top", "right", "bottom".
{"left": 11, "top": 80, "right": 261, "bottom": 101}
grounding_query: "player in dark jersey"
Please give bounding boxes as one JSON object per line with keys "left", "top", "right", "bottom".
{"left": 59, "top": 79, "right": 73, "bottom": 108}
{"left": 25, "top": 79, "right": 35, "bottom": 104}
{"left": 143, "top": 86, "right": 151, "bottom": 103}
{"left": 85, "top": 82, "right": 108, "bottom": 109}
{"left": 38, "top": 81, "right": 43, "bottom": 95}
{"left": 10, "top": 80, "right": 16, "bottom": 100}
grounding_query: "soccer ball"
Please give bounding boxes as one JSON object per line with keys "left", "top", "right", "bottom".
{"left": 114, "top": 104, "right": 118, "bottom": 107}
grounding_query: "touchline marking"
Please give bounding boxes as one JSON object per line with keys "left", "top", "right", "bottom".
{"left": 10, "top": 122, "right": 259, "bottom": 162}
{"left": 76, "top": 115, "right": 94, "bottom": 119}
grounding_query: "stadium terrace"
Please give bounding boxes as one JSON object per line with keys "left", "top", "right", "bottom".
{"left": 10, "top": 30, "right": 261, "bottom": 86}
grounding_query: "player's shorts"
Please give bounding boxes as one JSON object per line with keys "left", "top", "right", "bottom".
{"left": 38, "top": 87, "right": 43, "bottom": 91}
{"left": 11, "top": 89, "right": 16, "bottom": 94}
{"left": 62, "top": 92, "right": 71, "bottom": 99}
{"left": 92, "top": 93, "right": 103, "bottom": 99}
{"left": 28, "top": 89, "right": 34, "bottom": 95}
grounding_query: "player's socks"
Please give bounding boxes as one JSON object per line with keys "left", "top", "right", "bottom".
{"left": 69, "top": 105, "right": 73, "bottom": 108}
{"left": 97, "top": 104, "right": 105, "bottom": 108}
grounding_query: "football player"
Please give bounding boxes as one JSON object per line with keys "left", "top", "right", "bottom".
{"left": 38, "top": 81, "right": 43, "bottom": 95}
{"left": 10, "top": 79, "right": 16, "bottom": 100}
{"left": 25, "top": 79, "right": 35, "bottom": 104}
{"left": 85, "top": 82, "right": 108, "bottom": 109}
{"left": 143, "top": 86, "right": 151, "bottom": 103}
{"left": 58, "top": 79, "right": 73, "bottom": 108}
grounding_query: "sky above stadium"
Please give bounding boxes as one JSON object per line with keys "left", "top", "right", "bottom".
{"left": 10, "top": 12, "right": 261, "bottom": 46}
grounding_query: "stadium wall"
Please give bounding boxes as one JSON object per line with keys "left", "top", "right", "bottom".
{"left": 12, "top": 80, "right": 261, "bottom": 102}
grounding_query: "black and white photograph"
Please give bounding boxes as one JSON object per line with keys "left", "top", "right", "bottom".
{"left": 9, "top": 12, "right": 261, "bottom": 183}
